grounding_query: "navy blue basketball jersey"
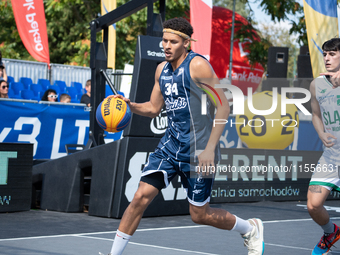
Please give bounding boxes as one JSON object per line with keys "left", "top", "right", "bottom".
{"left": 157, "top": 51, "right": 219, "bottom": 162}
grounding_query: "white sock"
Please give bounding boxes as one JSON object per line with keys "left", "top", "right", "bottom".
{"left": 110, "top": 230, "right": 132, "bottom": 255}
{"left": 231, "top": 215, "right": 253, "bottom": 235}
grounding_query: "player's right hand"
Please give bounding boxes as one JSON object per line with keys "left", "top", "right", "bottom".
{"left": 320, "top": 132, "right": 337, "bottom": 147}
{"left": 110, "top": 94, "right": 131, "bottom": 105}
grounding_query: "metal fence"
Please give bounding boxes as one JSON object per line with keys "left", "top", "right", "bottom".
{"left": 2, "top": 58, "right": 124, "bottom": 90}
{"left": 3, "top": 58, "right": 48, "bottom": 84}
{"left": 50, "top": 63, "right": 91, "bottom": 87}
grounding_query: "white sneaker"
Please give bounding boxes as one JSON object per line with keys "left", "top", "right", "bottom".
{"left": 242, "top": 218, "right": 264, "bottom": 255}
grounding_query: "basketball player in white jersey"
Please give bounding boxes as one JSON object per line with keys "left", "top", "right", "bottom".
{"left": 308, "top": 38, "right": 340, "bottom": 255}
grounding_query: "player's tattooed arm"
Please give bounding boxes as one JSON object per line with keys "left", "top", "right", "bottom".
{"left": 309, "top": 185, "right": 322, "bottom": 193}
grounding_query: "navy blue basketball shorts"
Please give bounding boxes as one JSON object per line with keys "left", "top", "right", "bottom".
{"left": 140, "top": 149, "right": 214, "bottom": 206}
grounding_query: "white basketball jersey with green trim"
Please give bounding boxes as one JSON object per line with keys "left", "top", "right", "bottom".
{"left": 315, "top": 75, "right": 340, "bottom": 164}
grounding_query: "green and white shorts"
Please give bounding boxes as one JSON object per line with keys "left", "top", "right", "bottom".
{"left": 309, "top": 156, "right": 340, "bottom": 192}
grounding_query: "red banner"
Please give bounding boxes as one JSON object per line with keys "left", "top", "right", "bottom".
{"left": 190, "top": 0, "right": 212, "bottom": 60}
{"left": 210, "top": 6, "right": 264, "bottom": 94}
{"left": 11, "top": 0, "right": 50, "bottom": 65}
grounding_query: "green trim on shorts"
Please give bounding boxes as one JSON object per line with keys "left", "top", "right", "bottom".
{"left": 309, "top": 181, "right": 340, "bottom": 192}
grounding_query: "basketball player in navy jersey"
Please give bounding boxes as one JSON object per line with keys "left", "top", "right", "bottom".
{"left": 101, "top": 17, "right": 264, "bottom": 255}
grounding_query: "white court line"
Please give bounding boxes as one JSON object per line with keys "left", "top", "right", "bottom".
{"left": 78, "top": 235, "right": 219, "bottom": 255}
{"left": 2, "top": 217, "right": 340, "bottom": 242}
{"left": 265, "top": 243, "right": 312, "bottom": 251}
{"left": 264, "top": 217, "right": 340, "bottom": 224}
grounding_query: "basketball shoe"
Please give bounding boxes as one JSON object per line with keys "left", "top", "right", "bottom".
{"left": 242, "top": 218, "right": 264, "bottom": 255}
{"left": 312, "top": 223, "right": 340, "bottom": 255}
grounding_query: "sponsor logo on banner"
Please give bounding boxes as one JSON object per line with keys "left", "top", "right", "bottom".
{"left": 147, "top": 40, "right": 165, "bottom": 58}
{"left": 125, "top": 152, "right": 186, "bottom": 202}
{"left": 209, "top": 148, "right": 324, "bottom": 202}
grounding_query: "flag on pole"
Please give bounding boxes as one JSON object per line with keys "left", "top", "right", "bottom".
{"left": 11, "top": 0, "right": 50, "bottom": 65}
{"left": 190, "top": 0, "right": 212, "bottom": 60}
{"left": 101, "top": 0, "right": 116, "bottom": 69}
{"left": 303, "top": 0, "right": 339, "bottom": 78}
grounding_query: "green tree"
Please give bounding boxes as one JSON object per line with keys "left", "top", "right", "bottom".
{"left": 0, "top": 1, "right": 33, "bottom": 61}
{"left": 258, "top": 23, "right": 298, "bottom": 78}
{"left": 213, "top": 0, "right": 250, "bottom": 18}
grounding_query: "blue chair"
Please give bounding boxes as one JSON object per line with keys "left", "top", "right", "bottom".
{"left": 66, "top": 86, "right": 78, "bottom": 100}
{"left": 30, "top": 84, "right": 44, "bottom": 97}
{"left": 105, "top": 84, "right": 124, "bottom": 98}
{"left": 48, "top": 85, "right": 60, "bottom": 94}
{"left": 11, "top": 82, "right": 25, "bottom": 96}
{"left": 37, "top": 79, "right": 51, "bottom": 91}
{"left": 77, "top": 93, "right": 84, "bottom": 101}
{"left": 71, "top": 98, "right": 80, "bottom": 103}
{"left": 7, "top": 76, "right": 15, "bottom": 85}
{"left": 21, "top": 89, "right": 36, "bottom": 100}
{"left": 71, "top": 82, "right": 83, "bottom": 94}
{"left": 54, "top": 80, "right": 67, "bottom": 93}
{"left": 105, "top": 84, "right": 114, "bottom": 97}
{"left": 8, "top": 88, "right": 21, "bottom": 99}
{"left": 19, "top": 77, "right": 33, "bottom": 89}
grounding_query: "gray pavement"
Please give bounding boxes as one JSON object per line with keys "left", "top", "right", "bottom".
{"left": 1, "top": 200, "right": 340, "bottom": 254}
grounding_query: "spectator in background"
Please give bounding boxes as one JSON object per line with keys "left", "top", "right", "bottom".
{"left": 60, "top": 93, "right": 71, "bottom": 103}
{"left": 0, "top": 78, "right": 9, "bottom": 98}
{"left": 80, "top": 79, "right": 91, "bottom": 106}
{"left": 41, "top": 89, "right": 58, "bottom": 102}
{"left": 0, "top": 50, "right": 7, "bottom": 82}
{"left": 0, "top": 62, "right": 7, "bottom": 82}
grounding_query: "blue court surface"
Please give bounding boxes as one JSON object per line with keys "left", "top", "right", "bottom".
{"left": 1, "top": 200, "right": 340, "bottom": 255}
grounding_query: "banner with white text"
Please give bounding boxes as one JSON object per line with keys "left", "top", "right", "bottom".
{"left": 0, "top": 101, "right": 121, "bottom": 159}
{"left": 11, "top": 0, "right": 50, "bottom": 65}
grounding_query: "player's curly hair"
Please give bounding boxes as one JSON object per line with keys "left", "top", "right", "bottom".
{"left": 322, "top": 38, "right": 340, "bottom": 52}
{"left": 163, "top": 17, "right": 193, "bottom": 38}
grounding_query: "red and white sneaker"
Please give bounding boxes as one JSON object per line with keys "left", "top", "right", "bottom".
{"left": 312, "top": 223, "right": 340, "bottom": 255}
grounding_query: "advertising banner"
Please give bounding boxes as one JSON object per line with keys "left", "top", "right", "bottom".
{"left": 0, "top": 143, "right": 33, "bottom": 212}
{"left": 303, "top": 0, "right": 338, "bottom": 78}
{"left": 211, "top": 148, "right": 340, "bottom": 203}
{"left": 11, "top": 0, "right": 50, "bottom": 65}
{"left": 190, "top": 0, "right": 212, "bottom": 60}
{"left": 0, "top": 100, "right": 121, "bottom": 159}
{"left": 101, "top": 0, "right": 116, "bottom": 69}
{"left": 210, "top": 6, "right": 264, "bottom": 94}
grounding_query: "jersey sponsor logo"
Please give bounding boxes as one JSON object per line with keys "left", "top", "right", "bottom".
{"left": 165, "top": 97, "right": 187, "bottom": 112}
{"left": 320, "top": 89, "right": 327, "bottom": 93}
{"left": 323, "top": 110, "right": 340, "bottom": 126}
{"left": 337, "top": 95, "right": 340, "bottom": 106}
{"left": 319, "top": 94, "right": 334, "bottom": 102}
{"left": 150, "top": 110, "right": 168, "bottom": 134}
{"left": 160, "top": 75, "right": 172, "bottom": 80}
{"left": 177, "top": 67, "right": 184, "bottom": 76}
{"left": 193, "top": 189, "right": 202, "bottom": 194}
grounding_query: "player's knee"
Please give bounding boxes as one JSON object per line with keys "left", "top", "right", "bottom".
{"left": 190, "top": 207, "right": 207, "bottom": 225}
{"left": 131, "top": 189, "right": 153, "bottom": 208}
{"left": 307, "top": 199, "right": 323, "bottom": 213}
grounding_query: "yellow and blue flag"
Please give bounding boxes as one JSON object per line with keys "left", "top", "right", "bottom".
{"left": 101, "top": 0, "right": 116, "bottom": 69}
{"left": 303, "top": 0, "right": 339, "bottom": 78}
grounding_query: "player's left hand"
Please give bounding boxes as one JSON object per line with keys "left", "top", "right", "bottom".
{"left": 320, "top": 71, "right": 340, "bottom": 88}
{"left": 197, "top": 149, "right": 215, "bottom": 176}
